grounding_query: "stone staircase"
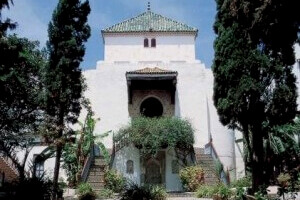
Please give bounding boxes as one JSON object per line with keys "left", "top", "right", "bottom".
{"left": 86, "top": 156, "right": 107, "bottom": 191}
{"left": 194, "top": 148, "right": 220, "bottom": 185}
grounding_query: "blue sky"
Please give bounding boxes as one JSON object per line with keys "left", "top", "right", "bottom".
{"left": 3, "top": 0, "right": 217, "bottom": 69}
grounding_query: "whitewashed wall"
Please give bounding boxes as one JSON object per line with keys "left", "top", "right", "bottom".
{"left": 113, "top": 145, "right": 141, "bottom": 184}
{"left": 83, "top": 61, "right": 236, "bottom": 176}
{"left": 16, "top": 146, "right": 67, "bottom": 181}
{"left": 165, "top": 148, "right": 183, "bottom": 191}
{"left": 104, "top": 33, "right": 196, "bottom": 63}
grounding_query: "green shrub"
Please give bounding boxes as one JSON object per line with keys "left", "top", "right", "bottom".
{"left": 97, "top": 188, "right": 114, "bottom": 199}
{"left": 230, "top": 176, "right": 251, "bottom": 188}
{"left": 196, "top": 185, "right": 218, "bottom": 198}
{"left": 215, "top": 184, "right": 232, "bottom": 200}
{"left": 196, "top": 184, "right": 231, "bottom": 200}
{"left": 151, "top": 185, "right": 167, "bottom": 200}
{"left": 120, "top": 183, "right": 166, "bottom": 200}
{"left": 115, "top": 117, "right": 194, "bottom": 157}
{"left": 77, "top": 183, "right": 96, "bottom": 200}
{"left": 1, "top": 177, "right": 52, "bottom": 200}
{"left": 179, "top": 166, "right": 204, "bottom": 191}
{"left": 104, "top": 169, "right": 125, "bottom": 193}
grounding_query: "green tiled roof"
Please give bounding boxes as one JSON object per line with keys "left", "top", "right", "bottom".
{"left": 102, "top": 11, "right": 198, "bottom": 33}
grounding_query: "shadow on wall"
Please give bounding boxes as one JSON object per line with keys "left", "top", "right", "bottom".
{"left": 175, "top": 90, "right": 181, "bottom": 117}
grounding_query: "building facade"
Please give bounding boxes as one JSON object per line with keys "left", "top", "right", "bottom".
{"left": 83, "top": 9, "right": 244, "bottom": 191}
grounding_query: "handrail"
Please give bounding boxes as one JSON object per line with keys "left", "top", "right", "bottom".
{"left": 80, "top": 144, "right": 95, "bottom": 182}
{"left": 204, "top": 141, "right": 229, "bottom": 184}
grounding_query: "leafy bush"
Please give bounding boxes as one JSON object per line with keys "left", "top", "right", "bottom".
{"left": 77, "top": 183, "right": 96, "bottom": 200}
{"left": 114, "top": 117, "right": 194, "bottom": 157}
{"left": 196, "top": 184, "right": 231, "bottom": 200}
{"left": 120, "top": 183, "right": 166, "bottom": 200}
{"left": 97, "top": 188, "right": 114, "bottom": 199}
{"left": 215, "top": 184, "right": 232, "bottom": 200}
{"left": 150, "top": 185, "right": 167, "bottom": 200}
{"left": 2, "top": 177, "right": 52, "bottom": 200}
{"left": 179, "top": 165, "right": 204, "bottom": 191}
{"left": 230, "top": 176, "right": 251, "bottom": 188}
{"left": 104, "top": 169, "right": 125, "bottom": 193}
{"left": 196, "top": 184, "right": 218, "bottom": 198}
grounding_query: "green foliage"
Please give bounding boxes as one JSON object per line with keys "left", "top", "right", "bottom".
{"left": 196, "top": 184, "right": 231, "bottom": 199}
{"left": 77, "top": 183, "right": 96, "bottom": 200}
{"left": 214, "top": 160, "right": 224, "bottom": 182}
{"left": 2, "top": 177, "right": 53, "bottom": 200}
{"left": 196, "top": 185, "right": 218, "bottom": 198}
{"left": 179, "top": 166, "right": 204, "bottom": 192}
{"left": 150, "top": 185, "right": 167, "bottom": 200}
{"left": 0, "top": 0, "right": 16, "bottom": 36}
{"left": 230, "top": 176, "right": 252, "bottom": 188}
{"left": 114, "top": 117, "right": 194, "bottom": 157}
{"left": 216, "top": 184, "right": 232, "bottom": 200}
{"left": 213, "top": 0, "right": 299, "bottom": 191}
{"left": 97, "top": 188, "right": 114, "bottom": 199}
{"left": 62, "top": 104, "right": 109, "bottom": 186}
{"left": 120, "top": 183, "right": 166, "bottom": 200}
{"left": 104, "top": 169, "right": 126, "bottom": 193}
{"left": 0, "top": 34, "right": 46, "bottom": 180}
{"left": 45, "top": 0, "right": 91, "bottom": 196}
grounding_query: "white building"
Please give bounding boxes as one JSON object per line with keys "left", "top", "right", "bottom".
{"left": 82, "top": 8, "right": 244, "bottom": 191}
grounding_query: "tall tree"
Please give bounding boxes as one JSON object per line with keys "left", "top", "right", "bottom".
{"left": 0, "top": 0, "right": 46, "bottom": 181}
{"left": 44, "top": 0, "right": 90, "bottom": 198}
{"left": 0, "top": 0, "right": 16, "bottom": 36}
{"left": 213, "top": 0, "right": 299, "bottom": 192}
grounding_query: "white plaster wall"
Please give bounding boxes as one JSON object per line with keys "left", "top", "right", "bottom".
{"left": 83, "top": 61, "right": 237, "bottom": 178}
{"left": 83, "top": 62, "right": 211, "bottom": 149}
{"left": 16, "top": 146, "right": 67, "bottom": 181}
{"left": 165, "top": 149, "right": 183, "bottom": 191}
{"left": 293, "top": 45, "right": 300, "bottom": 110}
{"left": 104, "top": 34, "right": 196, "bottom": 63}
{"left": 234, "top": 130, "right": 245, "bottom": 180}
{"left": 113, "top": 145, "right": 140, "bottom": 184}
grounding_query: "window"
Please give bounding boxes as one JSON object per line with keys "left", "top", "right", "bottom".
{"left": 33, "top": 154, "right": 44, "bottom": 178}
{"left": 126, "top": 160, "right": 134, "bottom": 174}
{"left": 144, "top": 38, "right": 149, "bottom": 47}
{"left": 140, "top": 97, "right": 163, "bottom": 118}
{"left": 151, "top": 38, "right": 156, "bottom": 47}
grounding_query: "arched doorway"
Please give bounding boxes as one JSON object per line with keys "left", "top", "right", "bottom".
{"left": 145, "top": 159, "right": 162, "bottom": 184}
{"left": 140, "top": 97, "right": 163, "bottom": 117}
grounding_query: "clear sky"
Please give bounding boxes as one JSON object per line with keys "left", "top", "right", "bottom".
{"left": 3, "top": 0, "right": 217, "bottom": 70}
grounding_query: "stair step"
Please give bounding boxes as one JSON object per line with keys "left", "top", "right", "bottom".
{"left": 167, "top": 192, "right": 195, "bottom": 197}
{"left": 87, "top": 176, "right": 105, "bottom": 182}
{"left": 89, "top": 167, "right": 106, "bottom": 172}
{"left": 89, "top": 182, "right": 105, "bottom": 188}
{"left": 94, "top": 158, "right": 106, "bottom": 165}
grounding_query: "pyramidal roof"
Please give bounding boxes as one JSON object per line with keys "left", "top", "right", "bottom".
{"left": 102, "top": 11, "right": 198, "bottom": 34}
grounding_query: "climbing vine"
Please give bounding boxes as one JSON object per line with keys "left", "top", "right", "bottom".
{"left": 114, "top": 117, "right": 194, "bottom": 164}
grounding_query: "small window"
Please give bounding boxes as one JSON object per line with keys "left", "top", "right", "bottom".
{"left": 144, "top": 38, "right": 149, "bottom": 47}
{"left": 34, "top": 154, "right": 44, "bottom": 178}
{"left": 151, "top": 38, "right": 156, "bottom": 47}
{"left": 126, "top": 160, "right": 134, "bottom": 174}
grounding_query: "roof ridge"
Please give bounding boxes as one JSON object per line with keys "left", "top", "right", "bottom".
{"left": 102, "top": 10, "right": 198, "bottom": 33}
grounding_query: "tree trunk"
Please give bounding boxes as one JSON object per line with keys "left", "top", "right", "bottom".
{"left": 51, "top": 142, "right": 62, "bottom": 200}
{"left": 251, "top": 129, "right": 265, "bottom": 193}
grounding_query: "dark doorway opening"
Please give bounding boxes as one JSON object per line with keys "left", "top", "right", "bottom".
{"left": 140, "top": 97, "right": 163, "bottom": 118}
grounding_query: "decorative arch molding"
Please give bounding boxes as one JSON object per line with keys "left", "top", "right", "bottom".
{"left": 128, "top": 90, "right": 174, "bottom": 117}
{"left": 139, "top": 95, "right": 164, "bottom": 117}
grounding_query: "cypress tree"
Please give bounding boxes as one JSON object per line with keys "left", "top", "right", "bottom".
{"left": 44, "top": 0, "right": 90, "bottom": 198}
{"left": 213, "top": 0, "right": 299, "bottom": 192}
